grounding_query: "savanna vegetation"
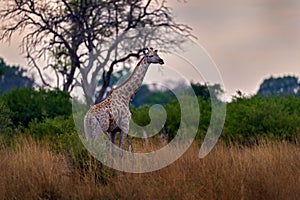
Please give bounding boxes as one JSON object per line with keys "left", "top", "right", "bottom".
{"left": 0, "top": 138, "right": 299, "bottom": 199}
{"left": 0, "top": 79, "right": 299, "bottom": 199}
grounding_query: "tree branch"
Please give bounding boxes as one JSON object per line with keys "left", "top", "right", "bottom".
{"left": 27, "top": 53, "right": 53, "bottom": 89}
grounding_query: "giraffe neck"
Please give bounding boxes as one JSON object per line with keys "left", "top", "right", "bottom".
{"left": 114, "top": 56, "right": 150, "bottom": 103}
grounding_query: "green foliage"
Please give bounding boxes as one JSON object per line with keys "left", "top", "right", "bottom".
{"left": 25, "top": 116, "right": 74, "bottom": 139}
{"left": 23, "top": 115, "right": 110, "bottom": 184}
{"left": 132, "top": 85, "right": 176, "bottom": 107}
{"left": 131, "top": 105, "right": 151, "bottom": 126}
{"left": 1, "top": 88, "right": 71, "bottom": 127}
{"left": 164, "top": 100, "right": 181, "bottom": 139}
{"left": 197, "top": 97, "right": 212, "bottom": 139}
{"left": 0, "top": 58, "right": 34, "bottom": 93}
{"left": 223, "top": 95, "right": 300, "bottom": 143}
{"left": 0, "top": 100, "right": 13, "bottom": 134}
{"left": 131, "top": 96, "right": 210, "bottom": 141}
{"left": 131, "top": 100, "right": 181, "bottom": 140}
{"left": 191, "top": 82, "right": 210, "bottom": 100}
{"left": 1, "top": 81, "right": 300, "bottom": 154}
{"left": 25, "top": 116, "right": 85, "bottom": 165}
{"left": 131, "top": 91, "right": 300, "bottom": 143}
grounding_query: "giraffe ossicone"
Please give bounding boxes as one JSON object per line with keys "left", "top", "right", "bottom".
{"left": 84, "top": 48, "right": 164, "bottom": 151}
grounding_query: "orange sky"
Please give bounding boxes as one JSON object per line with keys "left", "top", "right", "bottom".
{"left": 1, "top": 0, "right": 300, "bottom": 97}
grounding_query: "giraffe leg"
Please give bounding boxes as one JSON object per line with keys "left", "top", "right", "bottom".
{"left": 108, "top": 132, "right": 117, "bottom": 160}
{"left": 109, "top": 132, "right": 117, "bottom": 144}
{"left": 117, "top": 115, "right": 129, "bottom": 148}
{"left": 128, "top": 136, "right": 133, "bottom": 153}
{"left": 119, "top": 130, "right": 127, "bottom": 150}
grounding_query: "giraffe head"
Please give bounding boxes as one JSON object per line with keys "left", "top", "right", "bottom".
{"left": 143, "top": 47, "right": 164, "bottom": 65}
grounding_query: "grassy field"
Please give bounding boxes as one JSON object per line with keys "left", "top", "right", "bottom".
{"left": 0, "top": 137, "right": 299, "bottom": 199}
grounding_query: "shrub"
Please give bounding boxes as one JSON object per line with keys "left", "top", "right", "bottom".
{"left": 24, "top": 116, "right": 111, "bottom": 184}
{"left": 25, "top": 116, "right": 75, "bottom": 139}
{"left": 1, "top": 88, "right": 71, "bottom": 127}
{"left": 0, "top": 100, "right": 12, "bottom": 134}
{"left": 223, "top": 95, "right": 300, "bottom": 143}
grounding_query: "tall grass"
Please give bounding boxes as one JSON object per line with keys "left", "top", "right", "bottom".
{"left": 0, "top": 137, "right": 299, "bottom": 199}
{"left": 0, "top": 138, "right": 103, "bottom": 199}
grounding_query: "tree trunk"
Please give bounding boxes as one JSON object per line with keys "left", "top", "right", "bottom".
{"left": 63, "top": 53, "right": 79, "bottom": 93}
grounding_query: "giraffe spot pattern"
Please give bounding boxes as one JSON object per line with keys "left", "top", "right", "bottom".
{"left": 84, "top": 50, "right": 164, "bottom": 149}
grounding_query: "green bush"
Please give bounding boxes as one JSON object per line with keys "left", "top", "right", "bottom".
{"left": 2, "top": 85, "right": 300, "bottom": 149}
{"left": 25, "top": 116, "right": 91, "bottom": 168}
{"left": 0, "top": 100, "right": 14, "bottom": 145}
{"left": 24, "top": 115, "right": 111, "bottom": 184}
{"left": 1, "top": 88, "right": 71, "bottom": 127}
{"left": 131, "top": 100, "right": 181, "bottom": 140}
{"left": 131, "top": 96, "right": 210, "bottom": 141}
{"left": 0, "top": 100, "right": 12, "bottom": 133}
{"left": 131, "top": 94, "right": 300, "bottom": 143}
{"left": 196, "top": 97, "right": 211, "bottom": 139}
{"left": 223, "top": 95, "right": 300, "bottom": 143}
{"left": 130, "top": 105, "right": 151, "bottom": 127}
{"left": 25, "top": 116, "right": 75, "bottom": 139}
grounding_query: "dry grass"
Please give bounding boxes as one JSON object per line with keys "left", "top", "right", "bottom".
{"left": 0, "top": 138, "right": 299, "bottom": 199}
{"left": 0, "top": 137, "right": 103, "bottom": 199}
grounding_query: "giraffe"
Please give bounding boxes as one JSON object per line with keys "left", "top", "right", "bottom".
{"left": 84, "top": 48, "right": 164, "bottom": 150}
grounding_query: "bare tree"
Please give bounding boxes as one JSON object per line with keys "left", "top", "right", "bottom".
{"left": 0, "top": 0, "right": 193, "bottom": 105}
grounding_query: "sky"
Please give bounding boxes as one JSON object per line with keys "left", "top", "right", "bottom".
{"left": 168, "top": 0, "right": 300, "bottom": 97}
{"left": 1, "top": 0, "right": 300, "bottom": 98}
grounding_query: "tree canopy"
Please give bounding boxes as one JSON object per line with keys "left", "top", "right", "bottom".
{"left": 1, "top": 88, "right": 71, "bottom": 127}
{"left": 0, "top": 0, "right": 193, "bottom": 105}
